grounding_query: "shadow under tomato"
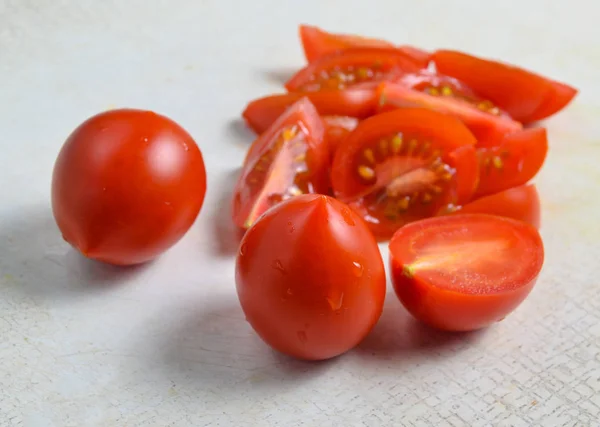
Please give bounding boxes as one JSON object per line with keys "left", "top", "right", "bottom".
{"left": 226, "top": 118, "right": 255, "bottom": 147}
{"left": 260, "top": 67, "right": 298, "bottom": 85}
{"left": 0, "top": 206, "right": 148, "bottom": 302}
{"left": 156, "top": 294, "right": 335, "bottom": 393}
{"left": 355, "top": 295, "right": 487, "bottom": 361}
{"left": 210, "top": 167, "right": 245, "bottom": 258}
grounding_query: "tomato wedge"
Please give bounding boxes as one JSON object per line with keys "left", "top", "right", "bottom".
{"left": 323, "top": 116, "right": 359, "bottom": 159}
{"left": 433, "top": 50, "right": 578, "bottom": 123}
{"left": 331, "top": 108, "right": 478, "bottom": 239}
{"left": 451, "top": 184, "right": 541, "bottom": 228}
{"left": 390, "top": 214, "right": 544, "bottom": 331}
{"left": 242, "top": 89, "right": 376, "bottom": 134}
{"left": 232, "top": 98, "right": 329, "bottom": 229}
{"left": 299, "top": 24, "right": 431, "bottom": 66}
{"left": 475, "top": 128, "right": 548, "bottom": 198}
{"left": 377, "top": 82, "right": 522, "bottom": 142}
{"left": 285, "top": 48, "right": 424, "bottom": 92}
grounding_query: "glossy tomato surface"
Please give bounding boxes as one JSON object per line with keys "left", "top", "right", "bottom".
{"left": 433, "top": 50, "right": 577, "bottom": 123}
{"left": 236, "top": 194, "right": 386, "bottom": 361}
{"left": 390, "top": 214, "right": 544, "bottom": 331}
{"left": 52, "top": 108, "right": 207, "bottom": 265}
{"left": 331, "top": 108, "right": 478, "bottom": 239}
{"left": 232, "top": 98, "right": 329, "bottom": 229}
{"left": 453, "top": 184, "right": 541, "bottom": 228}
{"left": 323, "top": 115, "right": 359, "bottom": 159}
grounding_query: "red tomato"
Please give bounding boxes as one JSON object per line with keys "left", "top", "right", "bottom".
{"left": 389, "top": 214, "right": 544, "bottom": 331}
{"left": 452, "top": 184, "right": 541, "bottom": 228}
{"left": 475, "top": 128, "right": 548, "bottom": 198}
{"left": 285, "top": 48, "right": 424, "bottom": 92}
{"left": 331, "top": 108, "right": 478, "bottom": 240}
{"left": 433, "top": 50, "right": 578, "bottom": 123}
{"left": 377, "top": 81, "right": 522, "bottom": 141}
{"left": 299, "top": 24, "right": 431, "bottom": 66}
{"left": 236, "top": 194, "right": 386, "bottom": 360}
{"left": 242, "top": 89, "right": 376, "bottom": 134}
{"left": 51, "top": 109, "right": 207, "bottom": 266}
{"left": 323, "top": 115, "right": 359, "bottom": 159}
{"left": 232, "top": 98, "right": 329, "bottom": 229}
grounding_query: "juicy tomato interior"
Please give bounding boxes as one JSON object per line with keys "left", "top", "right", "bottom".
{"left": 233, "top": 98, "right": 329, "bottom": 228}
{"left": 389, "top": 214, "right": 544, "bottom": 331}
{"left": 242, "top": 89, "right": 376, "bottom": 135}
{"left": 323, "top": 116, "right": 359, "bottom": 159}
{"left": 378, "top": 79, "right": 522, "bottom": 141}
{"left": 299, "top": 24, "right": 431, "bottom": 66}
{"left": 475, "top": 127, "right": 548, "bottom": 198}
{"left": 331, "top": 108, "right": 478, "bottom": 239}
{"left": 452, "top": 184, "right": 541, "bottom": 228}
{"left": 433, "top": 50, "right": 577, "bottom": 123}
{"left": 285, "top": 48, "right": 424, "bottom": 93}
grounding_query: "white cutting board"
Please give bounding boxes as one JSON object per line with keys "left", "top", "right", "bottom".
{"left": 1, "top": 0, "right": 599, "bottom": 426}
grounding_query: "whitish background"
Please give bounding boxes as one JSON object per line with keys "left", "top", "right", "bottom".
{"left": 1, "top": 0, "right": 599, "bottom": 426}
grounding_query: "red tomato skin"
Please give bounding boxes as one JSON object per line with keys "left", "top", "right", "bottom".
{"left": 389, "top": 214, "right": 544, "bottom": 332}
{"left": 236, "top": 194, "right": 386, "bottom": 361}
{"left": 323, "top": 116, "right": 359, "bottom": 159}
{"left": 51, "top": 109, "right": 207, "bottom": 266}
{"left": 454, "top": 184, "right": 541, "bottom": 228}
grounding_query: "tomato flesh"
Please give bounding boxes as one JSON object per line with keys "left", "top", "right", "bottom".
{"left": 390, "top": 214, "right": 544, "bottom": 331}
{"left": 242, "top": 89, "right": 376, "bottom": 135}
{"left": 233, "top": 98, "right": 329, "bottom": 229}
{"left": 331, "top": 108, "right": 478, "bottom": 239}
{"left": 236, "top": 194, "right": 386, "bottom": 361}
{"left": 433, "top": 50, "right": 577, "bottom": 123}
{"left": 323, "top": 115, "right": 359, "bottom": 159}
{"left": 285, "top": 48, "right": 424, "bottom": 92}
{"left": 475, "top": 128, "right": 548, "bottom": 198}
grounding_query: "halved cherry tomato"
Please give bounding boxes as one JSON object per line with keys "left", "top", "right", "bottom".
{"left": 285, "top": 48, "right": 424, "bottom": 92}
{"left": 390, "top": 214, "right": 544, "bottom": 331}
{"left": 232, "top": 98, "right": 329, "bottom": 229}
{"left": 475, "top": 128, "right": 548, "bottom": 198}
{"left": 299, "top": 24, "right": 431, "bottom": 66}
{"left": 451, "top": 184, "right": 541, "bottom": 228}
{"left": 433, "top": 50, "right": 577, "bottom": 123}
{"left": 236, "top": 194, "right": 386, "bottom": 361}
{"left": 377, "top": 81, "right": 522, "bottom": 141}
{"left": 242, "top": 89, "right": 376, "bottom": 134}
{"left": 331, "top": 108, "right": 478, "bottom": 239}
{"left": 323, "top": 116, "right": 359, "bottom": 159}
{"left": 51, "top": 109, "right": 207, "bottom": 266}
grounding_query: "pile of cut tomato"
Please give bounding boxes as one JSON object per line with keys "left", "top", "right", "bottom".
{"left": 50, "top": 25, "right": 577, "bottom": 362}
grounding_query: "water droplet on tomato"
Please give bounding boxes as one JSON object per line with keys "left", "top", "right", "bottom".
{"left": 239, "top": 243, "right": 247, "bottom": 256}
{"left": 297, "top": 331, "right": 308, "bottom": 343}
{"left": 326, "top": 292, "right": 344, "bottom": 311}
{"left": 286, "top": 288, "right": 293, "bottom": 296}
{"left": 340, "top": 207, "right": 355, "bottom": 226}
{"left": 287, "top": 221, "right": 295, "bottom": 233}
{"left": 352, "top": 261, "right": 364, "bottom": 277}
{"left": 272, "top": 259, "right": 286, "bottom": 273}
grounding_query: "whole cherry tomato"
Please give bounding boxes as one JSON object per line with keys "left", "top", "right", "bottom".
{"left": 52, "top": 108, "right": 207, "bottom": 266}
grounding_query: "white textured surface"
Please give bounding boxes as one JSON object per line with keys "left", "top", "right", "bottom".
{"left": 1, "top": 0, "right": 599, "bottom": 425}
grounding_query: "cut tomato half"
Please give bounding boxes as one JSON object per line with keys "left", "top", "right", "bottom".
{"left": 389, "top": 214, "right": 544, "bottom": 331}
{"left": 323, "top": 116, "right": 359, "bottom": 159}
{"left": 285, "top": 48, "right": 424, "bottom": 92}
{"left": 433, "top": 50, "right": 578, "bottom": 123}
{"left": 242, "top": 88, "right": 376, "bottom": 135}
{"left": 232, "top": 98, "right": 330, "bottom": 229}
{"left": 475, "top": 128, "right": 548, "bottom": 198}
{"left": 377, "top": 81, "right": 522, "bottom": 141}
{"left": 331, "top": 108, "right": 478, "bottom": 239}
{"left": 299, "top": 24, "right": 431, "bottom": 66}
{"left": 451, "top": 184, "right": 540, "bottom": 228}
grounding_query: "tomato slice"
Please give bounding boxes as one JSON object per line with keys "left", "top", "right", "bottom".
{"left": 389, "top": 214, "right": 544, "bottom": 331}
{"left": 451, "top": 184, "right": 541, "bottom": 228}
{"left": 299, "top": 24, "right": 431, "bottom": 66}
{"left": 323, "top": 116, "right": 359, "bottom": 159}
{"left": 475, "top": 128, "right": 548, "bottom": 198}
{"left": 285, "top": 48, "right": 424, "bottom": 92}
{"left": 331, "top": 108, "right": 478, "bottom": 239}
{"left": 232, "top": 98, "right": 329, "bottom": 229}
{"left": 242, "top": 88, "right": 376, "bottom": 134}
{"left": 433, "top": 50, "right": 578, "bottom": 123}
